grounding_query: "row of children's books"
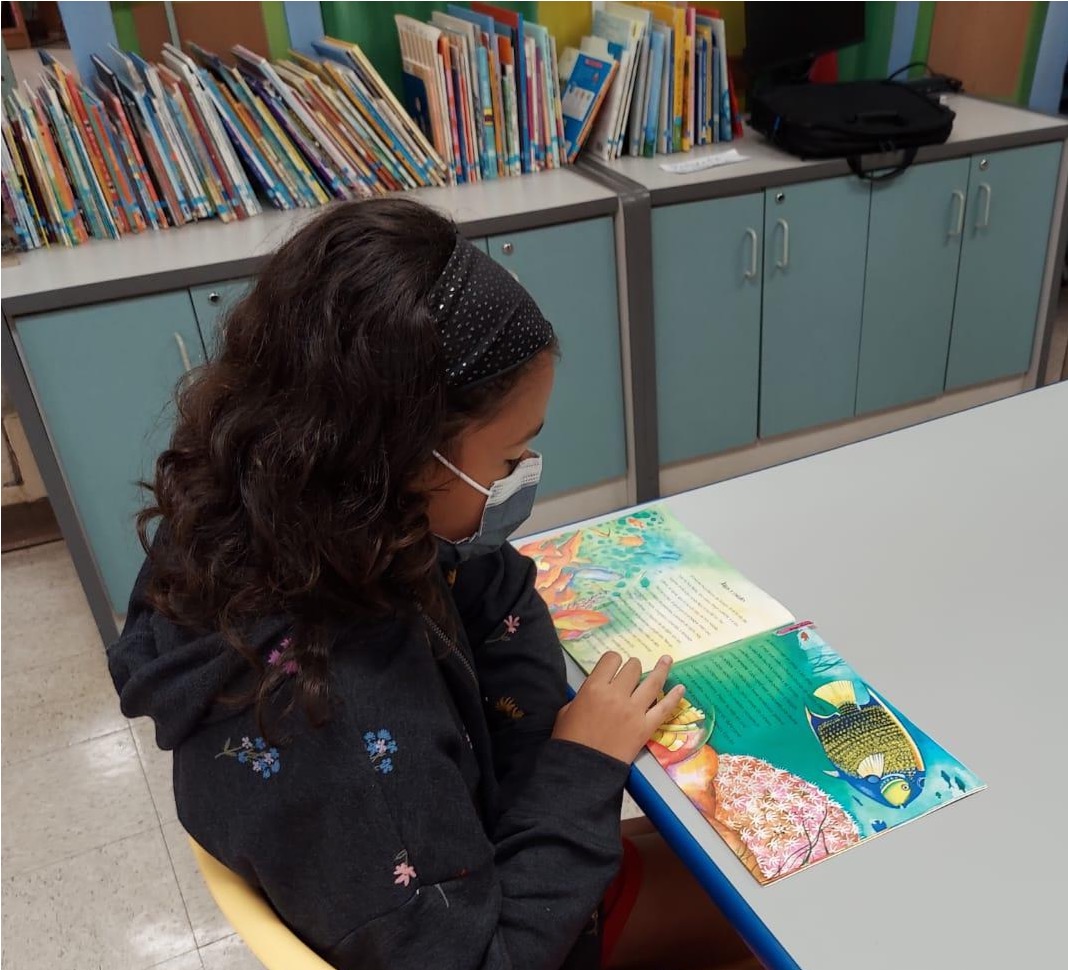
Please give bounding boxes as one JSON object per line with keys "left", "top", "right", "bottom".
{"left": 582, "top": 1, "right": 742, "bottom": 161}
{"left": 396, "top": 3, "right": 575, "bottom": 178}
{"left": 2, "top": 37, "right": 449, "bottom": 250}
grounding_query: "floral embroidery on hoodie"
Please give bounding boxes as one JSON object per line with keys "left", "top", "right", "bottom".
{"left": 393, "top": 850, "right": 417, "bottom": 887}
{"left": 493, "top": 696, "right": 526, "bottom": 720}
{"left": 267, "top": 637, "right": 299, "bottom": 676}
{"left": 364, "top": 729, "right": 398, "bottom": 774}
{"left": 217, "top": 736, "right": 282, "bottom": 779}
{"left": 486, "top": 614, "right": 521, "bottom": 644}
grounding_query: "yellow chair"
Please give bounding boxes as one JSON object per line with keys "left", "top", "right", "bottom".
{"left": 189, "top": 838, "right": 335, "bottom": 970}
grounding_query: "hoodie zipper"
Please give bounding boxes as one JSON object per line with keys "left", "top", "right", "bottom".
{"left": 420, "top": 609, "right": 479, "bottom": 688}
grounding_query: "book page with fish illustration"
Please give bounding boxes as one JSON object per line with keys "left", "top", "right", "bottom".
{"left": 651, "top": 623, "right": 985, "bottom": 884}
{"left": 516, "top": 506, "right": 793, "bottom": 673}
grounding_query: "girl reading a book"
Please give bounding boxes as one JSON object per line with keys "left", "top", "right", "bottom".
{"left": 108, "top": 199, "right": 754, "bottom": 970}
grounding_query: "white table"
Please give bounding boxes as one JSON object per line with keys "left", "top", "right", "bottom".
{"left": 563, "top": 383, "right": 1068, "bottom": 970}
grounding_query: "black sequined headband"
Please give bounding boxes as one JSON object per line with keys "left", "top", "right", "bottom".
{"left": 428, "top": 234, "right": 556, "bottom": 388}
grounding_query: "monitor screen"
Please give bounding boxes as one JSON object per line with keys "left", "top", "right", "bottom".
{"left": 744, "top": 3, "right": 866, "bottom": 75}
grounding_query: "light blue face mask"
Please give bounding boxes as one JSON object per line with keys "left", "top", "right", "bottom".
{"left": 433, "top": 450, "right": 542, "bottom": 565}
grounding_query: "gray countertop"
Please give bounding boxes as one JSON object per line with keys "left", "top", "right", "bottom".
{"left": 591, "top": 95, "right": 1068, "bottom": 203}
{"left": 1, "top": 168, "right": 618, "bottom": 315}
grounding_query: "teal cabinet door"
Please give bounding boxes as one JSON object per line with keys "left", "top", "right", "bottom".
{"left": 189, "top": 279, "right": 251, "bottom": 357}
{"left": 16, "top": 292, "right": 206, "bottom": 612}
{"left": 946, "top": 142, "right": 1062, "bottom": 390}
{"left": 652, "top": 193, "right": 763, "bottom": 463}
{"left": 486, "top": 218, "right": 626, "bottom": 497}
{"left": 760, "top": 177, "right": 871, "bottom": 437}
{"left": 856, "top": 157, "right": 971, "bottom": 414}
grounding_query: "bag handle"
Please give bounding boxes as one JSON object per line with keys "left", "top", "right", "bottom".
{"left": 847, "top": 146, "right": 918, "bottom": 182}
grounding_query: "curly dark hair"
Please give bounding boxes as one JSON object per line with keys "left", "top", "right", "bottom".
{"left": 138, "top": 198, "right": 548, "bottom": 724}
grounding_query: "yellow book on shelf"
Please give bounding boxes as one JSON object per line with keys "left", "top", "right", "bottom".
{"left": 635, "top": 1, "right": 685, "bottom": 151}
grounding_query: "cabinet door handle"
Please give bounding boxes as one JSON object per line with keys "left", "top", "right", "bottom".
{"left": 207, "top": 291, "right": 220, "bottom": 305}
{"left": 948, "top": 190, "right": 965, "bottom": 237}
{"left": 775, "top": 218, "right": 789, "bottom": 270}
{"left": 174, "top": 332, "right": 193, "bottom": 374}
{"left": 976, "top": 182, "right": 992, "bottom": 229}
{"left": 744, "top": 228, "right": 759, "bottom": 280}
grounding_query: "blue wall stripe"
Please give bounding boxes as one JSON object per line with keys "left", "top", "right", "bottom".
{"left": 58, "top": 0, "right": 119, "bottom": 82}
{"left": 888, "top": 1, "right": 921, "bottom": 77}
{"left": 1029, "top": 2, "right": 1068, "bottom": 114}
{"left": 283, "top": 0, "right": 325, "bottom": 56}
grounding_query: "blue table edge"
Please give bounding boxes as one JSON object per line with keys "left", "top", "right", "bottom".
{"left": 564, "top": 681, "right": 800, "bottom": 970}
{"left": 626, "top": 760, "right": 800, "bottom": 970}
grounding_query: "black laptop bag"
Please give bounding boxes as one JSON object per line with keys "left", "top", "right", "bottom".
{"left": 749, "top": 80, "right": 956, "bottom": 180}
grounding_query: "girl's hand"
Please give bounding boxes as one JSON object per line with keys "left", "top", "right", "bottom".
{"left": 552, "top": 653, "right": 685, "bottom": 765}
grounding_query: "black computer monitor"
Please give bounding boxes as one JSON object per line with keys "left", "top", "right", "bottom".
{"left": 744, "top": 3, "right": 866, "bottom": 77}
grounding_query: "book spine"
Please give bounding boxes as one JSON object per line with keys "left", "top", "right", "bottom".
{"left": 476, "top": 45, "right": 497, "bottom": 180}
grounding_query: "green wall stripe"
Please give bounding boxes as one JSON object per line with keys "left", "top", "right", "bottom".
{"left": 262, "top": 1, "right": 292, "bottom": 61}
{"left": 910, "top": 1, "right": 935, "bottom": 78}
{"left": 838, "top": 1, "right": 898, "bottom": 81}
{"left": 1016, "top": 1, "right": 1050, "bottom": 105}
{"left": 110, "top": 2, "right": 141, "bottom": 57}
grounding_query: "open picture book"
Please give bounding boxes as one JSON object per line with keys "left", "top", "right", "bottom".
{"left": 517, "top": 506, "right": 984, "bottom": 885}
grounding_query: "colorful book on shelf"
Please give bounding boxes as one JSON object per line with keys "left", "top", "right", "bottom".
{"left": 582, "top": 35, "right": 625, "bottom": 161}
{"left": 642, "top": 27, "right": 666, "bottom": 158}
{"left": 518, "top": 507, "right": 985, "bottom": 885}
{"left": 606, "top": 2, "right": 652, "bottom": 158}
{"left": 645, "top": 24, "right": 669, "bottom": 157}
{"left": 313, "top": 37, "right": 445, "bottom": 188}
{"left": 396, "top": 15, "right": 454, "bottom": 179}
{"left": 694, "top": 7, "right": 737, "bottom": 142}
{"left": 560, "top": 53, "right": 617, "bottom": 164}
{"left": 593, "top": 6, "right": 646, "bottom": 159}
{"left": 524, "top": 21, "right": 561, "bottom": 169}
{"left": 91, "top": 54, "right": 168, "bottom": 228}
{"left": 432, "top": 10, "right": 488, "bottom": 180}
{"left": 471, "top": 3, "right": 529, "bottom": 174}
{"left": 683, "top": 6, "right": 696, "bottom": 151}
{"left": 636, "top": 2, "right": 685, "bottom": 152}
{"left": 587, "top": 9, "right": 638, "bottom": 160}
{"left": 446, "top": 4, "right": 504, "bottom": 177}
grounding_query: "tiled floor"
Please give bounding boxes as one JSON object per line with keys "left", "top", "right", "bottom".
{"left": 0, "top": 539, "right": 645, "bottom": 970}
{"left": 1, "top": 541, "right": 263, "bottom": 970}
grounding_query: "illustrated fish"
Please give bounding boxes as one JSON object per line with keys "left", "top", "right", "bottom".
{"left": 806, "top": 680, "right": 926, "bottom": 809}
{"left": 552, "top": 608, "right": 610, "bottom": 640}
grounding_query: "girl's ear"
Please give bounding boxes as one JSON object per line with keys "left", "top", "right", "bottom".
{"left": 411, "top": 452, "right": 453, "bottom": 494}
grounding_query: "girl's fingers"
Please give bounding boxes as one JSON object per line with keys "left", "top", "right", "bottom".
{"left": 612, "top": 656, "right": 644, "bottom": 693}
{"left": 588, "top": 651, "right": 624, "bottom": 684}
{"left": 632, "top": 655, "right": 673, "bottom": 708}
{"left": 645, "top": 683, "right": 687, "bottom": 729}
